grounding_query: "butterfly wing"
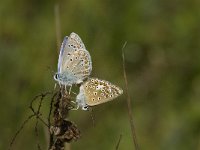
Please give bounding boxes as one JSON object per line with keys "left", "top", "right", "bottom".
{"left": 58, "top": 32, "right": 86, "bottom": 73}
{"left": 82, "top": 78, "right": 123, "bottom": 106}
{"left": 61, "top": 49, "right": 92, "bottom": 84}
{"left": 68, "top": 32, "right": 86, "bottom": 50}
{"left": 58, "top": 36, "right": 68, "bottom": 73}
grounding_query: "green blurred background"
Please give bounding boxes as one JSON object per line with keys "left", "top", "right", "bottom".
{"left": 1, "top": 0, "right": 200, "bottom": 149}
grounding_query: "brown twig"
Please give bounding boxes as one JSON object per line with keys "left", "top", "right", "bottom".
{"left": 122, "top": 42, "right": 140, "bottom": 150}
{"left": 29, "top": 92, "right": 52, "bottom": 127}
{"left": 35, "top": 117, "right": 42, "bottom": 150}
{"left": 9, "top": 91, "right": 53, "bottom": 150}
{"left": 48, "top": 87, "right": 81, "bottom": 150}
{"left": 48, "top": 91, "right": 58, "bottom": 127}
{"left": 115, "top": 134, "right": 122, "bottom": 150}
{"left": 48, "top": 90, "right": 60, "bottom": 150}
{"left": 34, "top": 91, "right": 47, "bottom": 150}
{"left": 29, "top": 92, "right": 53, "bottom": 109}
{"left": 9, "top": 114, "right": 35, "bottom": 150}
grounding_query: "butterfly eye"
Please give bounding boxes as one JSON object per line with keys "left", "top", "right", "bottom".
{"left": 54, "top": 73, "right": 59, "bottom": 80}
{"left": 83, "top": 105, "right": 89, "bottom": 110}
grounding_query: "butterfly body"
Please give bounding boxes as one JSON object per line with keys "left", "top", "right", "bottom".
{"left": 76, "top": 78, "right": 123, "bottom": 110}
{"left": 54, "top": 33, "right": 92, "bottom": 86}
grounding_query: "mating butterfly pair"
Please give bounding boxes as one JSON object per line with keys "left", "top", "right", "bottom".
{"left": 54, "top": 32, "right": 123, "bottom": 110}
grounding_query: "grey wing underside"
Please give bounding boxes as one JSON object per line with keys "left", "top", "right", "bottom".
{"left": 69, "top": 32, "right": 86, "bottom": 50}
{"left": 58, "top": 33, "right": 87, "bottom": 73}
{"left": 61, "top": 49, "right": 92, "bottom": 82}
{"left": 58, "top": 36, "right": 68, "bottom": 73}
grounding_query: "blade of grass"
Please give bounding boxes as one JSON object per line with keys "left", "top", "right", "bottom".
{"left": 122, "top": 42, "right": 139, "bottom": 150}
{"left": 54, "top": 3, "right": 61, "bottom": 54}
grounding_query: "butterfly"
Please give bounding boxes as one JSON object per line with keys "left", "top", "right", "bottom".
{"left": 76, "top": 78, "right": 123, "bottom": 110}
{"left": 54, "top": 32, "right": 92, "bottom": 86}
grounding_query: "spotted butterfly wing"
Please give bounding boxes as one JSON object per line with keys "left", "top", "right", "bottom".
{"left": 60, "top": 49, "right": 92, "bottom": 85}
{"left": 68, "top": 32, "right": 86, "bottom": 50}
{"left": 55, "top": 32, "right": 92, "bottom": 86}
{"left": 76, "top": 78, "right": 123, "bottom": 110}
{"left": 58, "top": 32, "right": 86, "bottom": 73}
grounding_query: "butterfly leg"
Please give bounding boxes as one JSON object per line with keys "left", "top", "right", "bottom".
{"left": 70, "top": 91, "right": 77, "bottom": 95}
{"left": 68, "top": 85, "right": 72, "bottom": 95}
{"left": 59, "top": 82, "right": 61, "bottom": 88}
{"left": 54, "top": 83, "right": 57, "bottom": 90}
{"left": 69, "top": 101, "right": 79, "bottom": 110}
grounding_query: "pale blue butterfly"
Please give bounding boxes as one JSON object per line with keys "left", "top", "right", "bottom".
{"left": 54, "top": 32, "right": 92, "bottom": 86}
{"left": 76, "top": 78, "right": 123, "bottom": 110}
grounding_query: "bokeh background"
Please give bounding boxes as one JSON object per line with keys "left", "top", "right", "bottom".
{"left": 1, "top": 0, "right": 200, "bottom": 149}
